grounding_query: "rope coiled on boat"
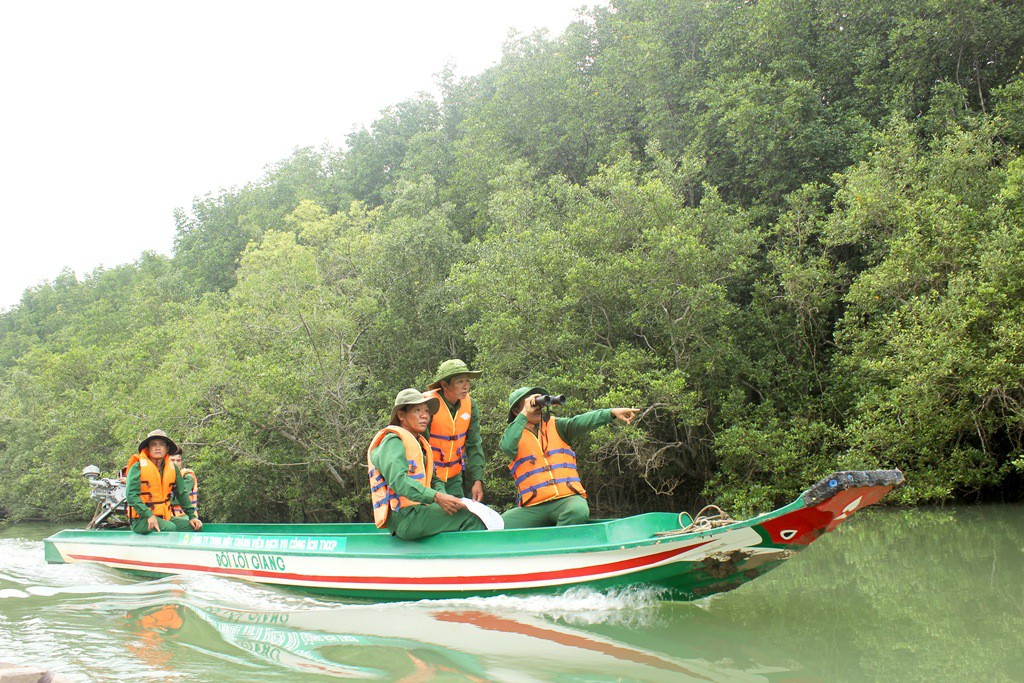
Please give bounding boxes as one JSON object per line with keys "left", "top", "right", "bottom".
{"left": 654, "top": 505, "right": 736, "bottom": 537}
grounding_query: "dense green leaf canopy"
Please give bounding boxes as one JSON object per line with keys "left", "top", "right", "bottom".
{"left": 2, "top": 0, "right": 1023, "bottom": 522}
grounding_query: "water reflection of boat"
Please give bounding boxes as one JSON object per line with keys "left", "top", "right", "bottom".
{"left": 125, "top": 604, "right": 184, "bottom": 670}
{"left": 190, "top": 601, "right": 793, "bottom": 682}
{"left": 43, "top": 470, "right": 902, "bottom": 601}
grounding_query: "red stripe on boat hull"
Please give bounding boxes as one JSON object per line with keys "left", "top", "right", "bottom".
{"left": 66, "top": 539, "right": 711, "bottom": 588}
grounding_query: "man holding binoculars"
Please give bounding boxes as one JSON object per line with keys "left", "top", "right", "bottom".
{"left": 499, "top": 387, "right": 638, "bottom": 529}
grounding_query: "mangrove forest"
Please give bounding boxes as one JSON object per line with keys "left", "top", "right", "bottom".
{"left": 2, "top": 0, "right": 1024, "bottom": 524}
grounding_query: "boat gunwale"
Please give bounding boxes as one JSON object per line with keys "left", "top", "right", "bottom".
{"left": 47, "top": 469, "right": 905, "bottom": 562}
{"left": 45, "top": 496, "right": 811, "bottom": 561}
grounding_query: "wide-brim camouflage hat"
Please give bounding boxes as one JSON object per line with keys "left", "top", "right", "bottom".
{"left": 389, "top": 388, "right": 441, "bottom": 426}
{"left": 138, "top": 429, "right": 178, "bottom": 455}
{"left": 427, "top": 358, "right": 483, "bottom": 390}
{"left": 507, "top": 386, "right": 548, "bottom": 423}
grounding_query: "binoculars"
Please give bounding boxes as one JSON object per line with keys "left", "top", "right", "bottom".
{"left": 534, "top": 394, "right": 566, "bottom": 407}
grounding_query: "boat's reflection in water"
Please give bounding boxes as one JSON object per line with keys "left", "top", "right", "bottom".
{"left": 122, "top": 586, "right": 799, "bottom": 682}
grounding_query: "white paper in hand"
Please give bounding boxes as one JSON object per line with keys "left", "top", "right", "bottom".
{"left": 460, "top": 498, "right": 505, "bottom": 530}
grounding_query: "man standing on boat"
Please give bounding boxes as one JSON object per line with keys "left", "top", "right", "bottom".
{"left": 500, "top": 388, "right": 638, "bottom": 529}
{"left": 125, "top": 430, "right": 203, "bottom": 534}
{"left": 368, "top": 389, "right": 487, "bottom": 540}
{"left": 423, "top": 359, "right": 486, "bottom": 502}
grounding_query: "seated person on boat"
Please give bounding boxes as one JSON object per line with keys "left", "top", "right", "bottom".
{"left": 168, "top": 447, "right": 198, "bottom": 518}
{"left": 368, "top": 389, "right": 486, "bottom": 540}
{"left": 500, "top": 387, "right": 637, "bottom": 529}
{"left": 423, "top": 358, "right": 486, "bottom": 503}
{"left": 125, "top": 429, "right": 203, "bottom": 534}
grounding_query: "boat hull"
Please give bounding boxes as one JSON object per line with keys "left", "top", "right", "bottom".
{"left": 45, "top": 470, "right": 903, "bottom": 601}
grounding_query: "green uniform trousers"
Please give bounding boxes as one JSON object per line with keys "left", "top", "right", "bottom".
{"left": 434, "top": 472, "right": 466, "bottom": 497}
{"left": 501, "top": 495, "right": 590, "bottom": 529}
{"left": 386, "top": 503, "right": 486, "bottom": 540}
{"left": 130, "top": 515, "right": 195, "bottom": 535}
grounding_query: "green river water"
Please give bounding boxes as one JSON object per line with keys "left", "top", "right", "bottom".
{"left": 1, "top": 505, "right": 1022, "bottom": 682}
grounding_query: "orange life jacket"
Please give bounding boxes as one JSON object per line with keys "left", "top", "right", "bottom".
{"left": 126, "top": 452, "right": 178, "bottom": 521}
{"left": 119, "top": 451, "right": 143, "bottom": 480}
{"left": 508, "top": 418, "right": 586, "bottom": 507}
{"left": 171, "top": 468, "right": 198, "bottom": 517}
{"left": 367, "top": 426, "right": 434, "bottom": 528}
{"left": 425, "top": 390, "right": 473, "bottom": 482}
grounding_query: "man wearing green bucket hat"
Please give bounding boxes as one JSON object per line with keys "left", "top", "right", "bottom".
{"left": 124, "top": 429, "right": 203, "bottom": 535}
{"left": 499, "top": 388, "right": 638, "bottom": 529}
{"left": 423, "top": 359, "right": 486, "bottom": 502}
{"left": 367, "top": 388, "right": 487, "bottom": 540}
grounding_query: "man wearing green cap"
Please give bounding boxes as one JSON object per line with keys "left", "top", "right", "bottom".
{"left": 367, "top": 388, "right": 487, "bottom": 540}
{"left": 500, "top": 388, "right": 638, "bottom": 529}
{"left": 424, "top": 359, "right": 486, "bottom": 502}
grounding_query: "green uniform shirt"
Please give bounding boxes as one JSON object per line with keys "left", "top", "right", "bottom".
{"left": 370, "top": 433, "right": 444, "bottom": 505}
{"left": 499, "top": 409, "right": 614, "bottom": 459}
{"left": 126, "top": 460, "right": 197, "bottom": 520}
{"left": 439, "top": 394, "right": 485, "bottom": 484}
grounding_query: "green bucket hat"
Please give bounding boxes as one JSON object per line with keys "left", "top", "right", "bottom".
{"left": 427, "top": 359, "right": 483, "bottom": 390}
{"left": 138, "top": 429, "right": 178, "bottom": 455}
{"left": 389, "top": 388, "right": 441, "bottom": 426}
{"left": 507, "top": 386, "right": 548, "bottom": 423}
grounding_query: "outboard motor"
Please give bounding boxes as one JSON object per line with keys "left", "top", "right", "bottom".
{"left": 83, "top": 465, "right": 128, "bottom": 529}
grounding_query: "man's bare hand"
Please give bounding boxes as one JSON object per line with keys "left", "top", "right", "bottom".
{"left": 146, "top": 516, "right": 161, "bottom": 532}
{"left": 189, "top": 517, "right": 203, "bottom": 531}
{"left": 611, "top": 407, "right": 639, "bottom": 424}
{"left": 522, "top": 394, "right": 543, "bottom": 420}
{"left": 471, "top": 480, "right": 484, "bottom": 503}
{"left": 434, "top": 492, "right": 467, "bottom": 515}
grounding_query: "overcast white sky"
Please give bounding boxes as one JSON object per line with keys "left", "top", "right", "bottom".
{"left": 0, "top": 0, "right": 599, "bottom": 311}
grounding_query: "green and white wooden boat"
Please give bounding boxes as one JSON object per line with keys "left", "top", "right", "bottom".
{"left": 44, "top": 469, "right": 903, "bottom": 601}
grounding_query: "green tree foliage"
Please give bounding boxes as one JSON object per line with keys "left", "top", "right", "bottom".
{"left": 173, "top": 147, "right": 349, "bottom": 294}
{"left": 340, "top": 95, "right": 442, "bottom": 207}
{"left": 2, "top": 0, "right": 1023, "bottom": 523}
{"left": 0, "top": 255, "right": 188, "bottom": 519}
{"left": 456, "top": 153, "right": 761, "bottom": 512}
{"left": 830, "top": 122, "right": 1024, "bottom": 502}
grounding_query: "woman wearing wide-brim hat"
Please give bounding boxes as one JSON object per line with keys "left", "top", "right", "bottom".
{"left": 366, "top": 389, "right": 487, "bottom": 540}
{"left": 125, "top": 429, "right": 203, "bottom": 535}
{"left": 423, "top": 359, "right": 486, "bottom": 503}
